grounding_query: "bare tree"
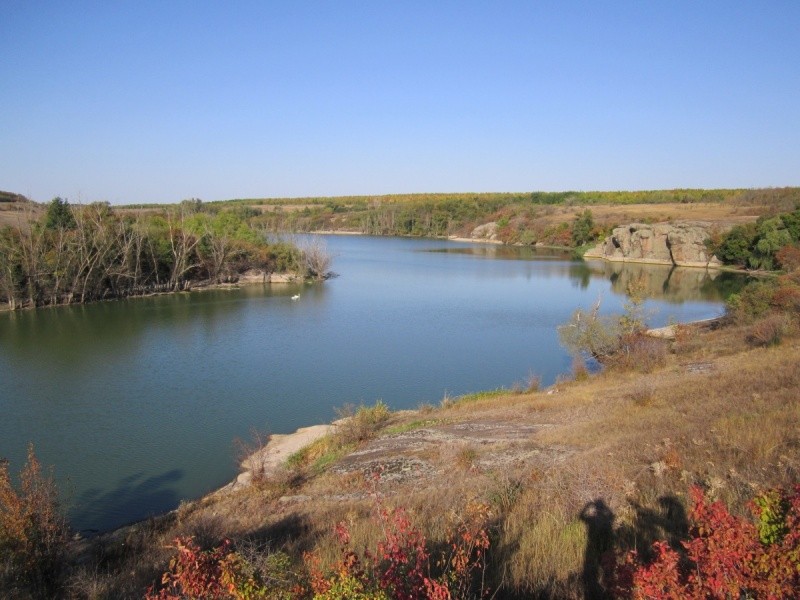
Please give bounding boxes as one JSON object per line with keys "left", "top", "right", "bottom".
{"left": 297, "top": 236, "right": 333, "bottom": 280}
{"left": 166, "top": 208, "right": 204, "bottom": 290}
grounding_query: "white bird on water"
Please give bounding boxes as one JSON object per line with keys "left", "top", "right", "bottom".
{"left": 291, "top": 294, "right": 300, "bottom": 301}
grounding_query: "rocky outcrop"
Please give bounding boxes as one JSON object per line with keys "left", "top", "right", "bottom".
{"left": 584, "top": 221, "right": 722, "bottom": 268}
{"left": 470, "top": 222, "right": 499, "bottom": 241}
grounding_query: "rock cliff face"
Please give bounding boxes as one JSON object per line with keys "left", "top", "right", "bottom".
{"left": 584, "top": 221, "right": 722, "bottom": 268}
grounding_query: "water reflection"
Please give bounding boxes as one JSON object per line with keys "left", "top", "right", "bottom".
{"left": 0, "top": 283, "right": 309, "bottom": 363}
{"left": 582, "top": 260, "right": 751, "bottom": 303}
{"left": 431, "top": 245, "right": 749, "bottom": 303}
{"left": 429, "top": 245, "right": 573, "bottom": 261}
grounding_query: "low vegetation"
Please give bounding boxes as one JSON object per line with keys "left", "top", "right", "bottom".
{"left": 0, "top": 445, "right": 69, "bottom": 599}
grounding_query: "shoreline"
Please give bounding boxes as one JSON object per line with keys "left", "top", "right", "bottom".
{"left": 0, "top": 272, "right": 305, "bottom": 313}
{"left": 79, "top": 310, "right": 728, "bottom": 545}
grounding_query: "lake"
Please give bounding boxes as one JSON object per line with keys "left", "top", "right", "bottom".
{"left": 0, "top": 235, "right": 747, "bottom": 533}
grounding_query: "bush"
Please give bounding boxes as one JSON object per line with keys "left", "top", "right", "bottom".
{"left": 611, "top": 333, "right": 668, "bottom": 373}
{"left": 309, "top": 499, "right": 491, "bottom": 600}
{"left": 727, "top": 280, "right": 776, "bottom": 322}
{"left": 558, "top": 300, "right": 622, "bottom": 362}
{"left": 611, "top": 485, "right": 800, "bottom": 599}
{"left": 747, "top": 314, "right": 791, "bottom": 347}
{"left": 0, "top": 444, "right": 69, "bottom": 598}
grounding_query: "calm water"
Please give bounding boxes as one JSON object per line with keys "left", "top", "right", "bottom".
{"left": 0, "top": 235, "right": 747, "bottom": 532}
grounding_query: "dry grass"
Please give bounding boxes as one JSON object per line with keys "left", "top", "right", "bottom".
{"left": 533, "top": 202, "right": 763, "bottom": 229}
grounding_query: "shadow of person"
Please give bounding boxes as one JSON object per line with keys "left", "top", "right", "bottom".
{"left": 658, "top": 495, "right": 688, "bottom": 547}
{"left": 580, "top": 499, "right": 615, "bottom": 600}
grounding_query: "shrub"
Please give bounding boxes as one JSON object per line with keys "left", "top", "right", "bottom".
{"left": 612, "top": 333, "right": 668, "bottom": 373}
{"left": 0, "top": 444, "right": 69, "bottom": 598}
{"left": 611, "top": 485, "right": 800, "bottom": 599}
{"left": 309, "top": 499, "right": 491, "bottom": 600}
{"left": 727, "top": 280, "right": 776, "bottom": 322}
{"left": 747, "top": 314, "right": 791, "bottom": 347}
{"left": 776, "top": 243, "right": 800, "bottom": 272}
{"left": 145, "top": 537, "right": 303, "bottom": 600}
{"left": 558, "top": 299, "right": 622, "bottom": 361}
{"left": 149, "top": 500, "right": 492, "bottom": 600}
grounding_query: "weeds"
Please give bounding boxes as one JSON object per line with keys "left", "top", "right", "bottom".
{"left": 572, "top": 356, "right": 590, "bottom": 381}
{"left": 525, "top": 373, "right": 541, "bottom": 393}
{"left": 382, "top": 420, "right": 440, "bottom": 436}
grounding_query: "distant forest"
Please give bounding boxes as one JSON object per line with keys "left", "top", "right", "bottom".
{"left": 203, "top": 187, "right": 800, "bottom": 242}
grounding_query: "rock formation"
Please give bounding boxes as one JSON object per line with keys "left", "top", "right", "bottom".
{"left": 469, "top": 221, "right": 499, "bottom": 241}
{"left": 584, "top": 221, "right": 722, "bottom": 268}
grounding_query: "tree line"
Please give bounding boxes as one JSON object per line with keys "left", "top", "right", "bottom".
{"left": 237, "top": 187, "right": 800, "bottom": 242}
{"left": 0, "top": 198, "right": 304, "bottom": 310}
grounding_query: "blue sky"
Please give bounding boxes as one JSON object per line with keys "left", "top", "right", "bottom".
{"left": 1, "top": 1, "right": 798, "bottom": 204}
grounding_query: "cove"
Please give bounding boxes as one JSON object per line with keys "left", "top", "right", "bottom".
{"left": 0, "top": 235, "right": 748, "bottom": 533}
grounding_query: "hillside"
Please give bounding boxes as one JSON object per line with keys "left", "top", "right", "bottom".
{"left": 0, "top": 191, "right": 38, "bottom": 228}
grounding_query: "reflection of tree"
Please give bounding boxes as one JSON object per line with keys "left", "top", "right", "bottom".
{"left": 568, "top": 264, "right": 592, "bottom": 289}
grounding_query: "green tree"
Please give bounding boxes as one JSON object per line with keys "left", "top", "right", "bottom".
{"left": 43, "top": 197, "right": 75, "bottom": 231}
{"left": 716, "top": 223, "right": 757, "bottom": 266}
{"left": 571, "top": 209, "right": 595, "bottom": 246}
{"left": 750, "top": 218, "right": 792, "bottom": 270}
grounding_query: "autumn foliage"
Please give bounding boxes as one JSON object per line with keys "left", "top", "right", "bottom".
{"left": 611, "top": 485, "right": 800, "bottom": 599}
{"left": 146, "top": 498, "right": 491, "bottom": 600}
{"left": 0, "top": 444, "right": 69, "bottom": 597}
{"left": 308, "top": 501, "right": 490, "bottom": 600}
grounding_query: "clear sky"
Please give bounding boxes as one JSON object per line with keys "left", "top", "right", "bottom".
{"left": 1, "top": 1, "right": 798, "bottom": 204}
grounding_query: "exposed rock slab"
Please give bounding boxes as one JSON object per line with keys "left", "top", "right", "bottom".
{"left": 229, "top": 424, "right": 333, "bottom": 490}
{"left": 584, "top": 221, "right": 723, "bottom": 268}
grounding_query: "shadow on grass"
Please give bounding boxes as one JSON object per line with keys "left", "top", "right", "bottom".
{"left": 578, "top": 495, "right": 689, "bottom": 600}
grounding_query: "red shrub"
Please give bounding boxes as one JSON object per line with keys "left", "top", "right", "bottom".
{"left": 611, "top": 485, "right": 800, "bottom": 599}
